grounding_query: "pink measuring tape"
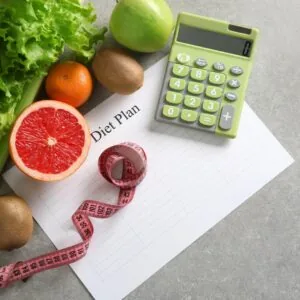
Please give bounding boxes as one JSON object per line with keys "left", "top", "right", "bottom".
{"left": 0, "top": 142, "right": 147, "bottom": 288}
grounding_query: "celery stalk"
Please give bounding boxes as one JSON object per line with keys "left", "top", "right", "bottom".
{"left": 0, "top": 77, "right": 44, "bottom": 173}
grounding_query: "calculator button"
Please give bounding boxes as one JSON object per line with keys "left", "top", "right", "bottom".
{"left": 172, "top": 64, "right": 189, "bottom": 77}
{"left": 213, "top": 62, "right": 225, "bottom": 71}
{"left": 228, "top": 79, "right": 240, "bottom": 89}
{"left": 195, "top": 58, "right": 207, "bottom": 68}
{"left": 162, "top": 105, "right": 180, "bottom": 119}
{"left": 202, "top": 100, "right": 220, "bottom": 113}
{"left": 225, "top": 92, "right": 238, "bottom": 102}
{"left": 188, "top": 82, "right": 204, "bottom": 95}
{"left": 169, "top": 78, "right": 186, "bottom": 91}
{"left": 181, "top": 109, "right": 198, "bottom": 123}
{"left": 166, "top": 91, "right": 183, "bottom": 105}
{"left": 205, "top": 86, "right": 223, "bottom": 99}
{"left": 209, "top": 72, "right": 226, "bottom": 85}
{"left": 177, "top": 53, "right": 191, "bottom": 64}
{"left": 184, "top": 96, "right": 201, "bottom": 109}
{"left": 190, "top": 68, "right": 207, "bottom": 81}
{"left": 199, "top": 113, "right": 217, "bottom": 127}
{"left": 230, "top": 66, "right": 243, "bottom": 76}
{"left": 219, "top": 105, "right": 235, "bottom": 130}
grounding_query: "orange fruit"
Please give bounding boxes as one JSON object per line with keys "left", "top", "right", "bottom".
{"left": 45, "top": 61, "right": 93, "bottom": 108}
{"left": 9, "top": 100, "right": 91, "bottom": 182}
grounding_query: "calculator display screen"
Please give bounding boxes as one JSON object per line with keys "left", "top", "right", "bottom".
{"left": 177, "top": 24, "right": 252, "bottom": 57}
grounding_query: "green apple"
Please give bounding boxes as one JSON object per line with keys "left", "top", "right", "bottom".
{"left": 109, "top": 0, "right": 175, "bottom": 53}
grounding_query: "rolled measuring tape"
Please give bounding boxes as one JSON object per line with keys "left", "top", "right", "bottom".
{"left": 0, "top": 142, "right": 147, "bottom": 288}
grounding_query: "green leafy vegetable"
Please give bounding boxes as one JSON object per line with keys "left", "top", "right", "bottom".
{"left": 0, "top": 0, "right": 107, "bottom": 141}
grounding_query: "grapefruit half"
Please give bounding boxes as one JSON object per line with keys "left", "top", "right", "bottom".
{"left": 9, "top": 100, "right": 91, "bottom": 182}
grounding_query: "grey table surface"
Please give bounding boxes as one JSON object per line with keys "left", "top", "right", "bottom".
{"left": 1, "top": 0, "right": 299, "bottom": 299}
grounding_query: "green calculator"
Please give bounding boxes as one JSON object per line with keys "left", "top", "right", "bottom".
{"left": 155, "top": 12, "right": 259, "bottom": 138}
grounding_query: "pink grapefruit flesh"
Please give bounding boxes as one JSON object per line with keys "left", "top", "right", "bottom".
{"left": 9, "top": 100, "right": 91, "bottom": 181}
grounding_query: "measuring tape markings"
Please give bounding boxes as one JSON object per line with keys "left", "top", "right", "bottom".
{"left": 0, "top": 142, "right": 147, "bottom": 288}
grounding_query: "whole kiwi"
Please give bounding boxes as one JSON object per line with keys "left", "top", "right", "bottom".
{"left": 0, "top": 195, "right": 33, "bottom": 251}
{"left": 92, "top": 47, "right": 144, "bottom": 95}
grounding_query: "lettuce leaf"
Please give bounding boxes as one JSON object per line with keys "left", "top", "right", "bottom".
{"left": 0, "top": 0, "right": 107, "bottom": 140}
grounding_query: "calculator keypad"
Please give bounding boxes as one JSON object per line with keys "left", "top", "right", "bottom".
{"left": 157, "top": 58, "right": 244, "bottom": 134}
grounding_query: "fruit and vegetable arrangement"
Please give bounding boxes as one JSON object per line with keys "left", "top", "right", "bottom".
{"left": 0, "top": 0, "right": 174, "bottom": 254}
{"left": 0, "top": 0, "right": 107, "bottom": 172}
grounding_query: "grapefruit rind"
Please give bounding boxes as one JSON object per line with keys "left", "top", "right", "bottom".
{"left": 9, "top": 100, "right": 91, "bottom": 182}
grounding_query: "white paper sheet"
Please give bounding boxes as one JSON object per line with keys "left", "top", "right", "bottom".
{"left": 3, "top": 57, "right": 294, "bottom": 300}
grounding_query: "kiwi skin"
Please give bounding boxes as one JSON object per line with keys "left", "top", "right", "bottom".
{"left": 0, "top": 195, "right": 33, "bottom": 251}
{"left": 92, "top": 47, "right": 144, "bottom": 95}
